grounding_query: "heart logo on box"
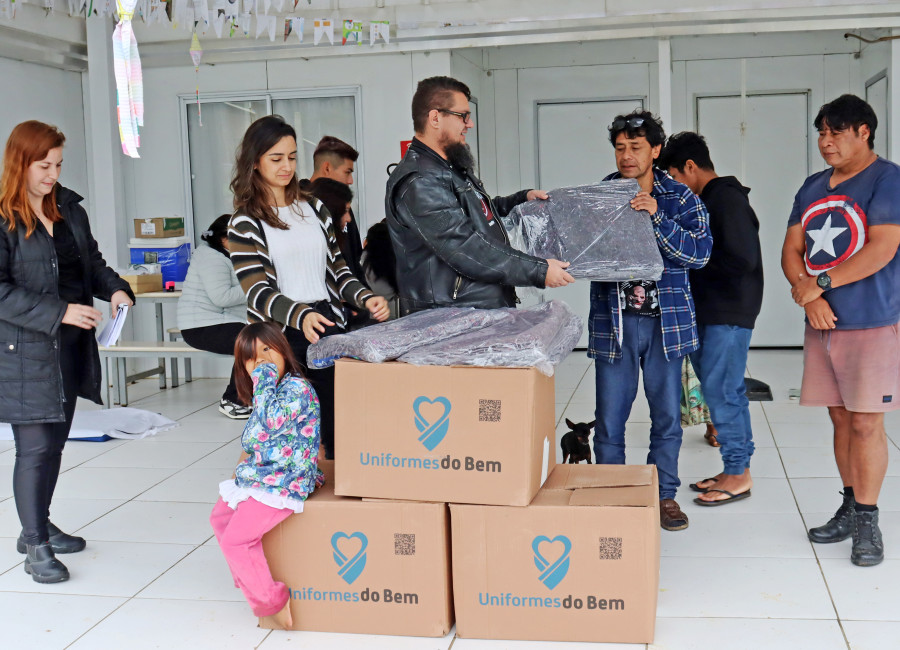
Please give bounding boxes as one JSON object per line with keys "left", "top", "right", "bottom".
{"left": 413, "top": 396, "right": 452, "bottom": 451}
{"left": 331, "top": 531, "right": 368, "bottom": 584}
{"left": 532, "top": 535, "right": 572, "bottom": 590}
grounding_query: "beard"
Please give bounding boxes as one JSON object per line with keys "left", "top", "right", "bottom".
{"left": 445, "top": 142, "right": 476, "bottom": 174}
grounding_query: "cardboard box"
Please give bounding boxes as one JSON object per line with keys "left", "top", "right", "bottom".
{"left": 133, "top": 217, "right": 185, "bottom": 238}
{"left": 450, "top": 464, "right": 660, "bottom": 644}
{"left": 334, "top": 360, "right": 556, "bottom": 506}
{"left": 261, "top": 461, "right": 454, "bottom": 636}
{"left": 120, "top": 272, "right": 163, "bottom": 294}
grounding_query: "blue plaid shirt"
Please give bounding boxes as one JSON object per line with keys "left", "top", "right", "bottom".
{"left": 588, "top": 168, "right": 712, "bottom": 363}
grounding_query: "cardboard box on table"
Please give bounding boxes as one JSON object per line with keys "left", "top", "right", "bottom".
{"left": 133, "top": 217, "right": 185, "bottom": 238}
{"left": 450, "top": 464, "right": 661, "bottom": 644}
{"left": 334, "top": 359, "right": 556, "bottom": 506}
{"left": 120, "top": 272, "right": 163, "bottom": 294}
{"left": 260, "top": 461, "right": 453, "bottom": 636}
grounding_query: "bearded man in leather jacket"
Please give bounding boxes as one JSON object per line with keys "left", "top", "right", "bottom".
{"left": 385, "top": 76, "right": 574, "bottom": 314}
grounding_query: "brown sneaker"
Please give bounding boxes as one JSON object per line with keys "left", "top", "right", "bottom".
{"left": 660, "top": 499, "right": 689, "bottom": 531}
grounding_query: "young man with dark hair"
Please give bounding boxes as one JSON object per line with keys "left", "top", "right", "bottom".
{"left": 783, "top": 94, "right": 900, "bottom": 567}
{"left": 386, "top": 76, "right": 574, "bottom": 312}
{"left": 300, "top": 136, "right": 366, "bottom": 289}
{"left": 659, "top": 131, "right": 763, "bottom": 506}
{"left": 590, "top": 111, "right": 712, "bottom": 531}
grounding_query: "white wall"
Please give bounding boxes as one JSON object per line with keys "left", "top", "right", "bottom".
{"left": 0, "top": 57, "right": 88, "bottom": 207}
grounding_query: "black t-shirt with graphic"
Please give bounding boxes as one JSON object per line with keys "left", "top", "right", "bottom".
{"left": 619, "top": 280, "right": 660, "bottom": 316}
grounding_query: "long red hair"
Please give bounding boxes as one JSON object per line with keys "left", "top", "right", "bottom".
{"left": 0, "top": 120, "right": 66, "bottom": 237}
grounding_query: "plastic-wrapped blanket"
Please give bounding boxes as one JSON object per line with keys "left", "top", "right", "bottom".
{"left": 397, "top": 301, "right": 582, "bottom": 376}
{"left": 506, "top": 179, "right": 664, "bottom": 281}
{"left": 306, "top": 307, "right": 512, "bottom": 369}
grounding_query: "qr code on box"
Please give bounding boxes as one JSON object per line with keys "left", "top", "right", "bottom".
{"left": 599, "top": 537, "right": 622, "bottom": 560}
{"left": 394, "top": 533, "right": 415, "bottom": 556}
{"left": 479, "top": 399, "right": 501, "bottom": 422}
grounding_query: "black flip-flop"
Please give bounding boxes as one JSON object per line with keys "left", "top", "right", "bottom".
{"left": 693, "top": 489, "right": 752, "bottom": 506}
{"left": 689, "top": 478, "right": 719, "bottom": 493}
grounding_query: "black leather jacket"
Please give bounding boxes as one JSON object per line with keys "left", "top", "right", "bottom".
{"left": 0, "top": 186, "right": 134, "bottom": 423}
{"left": 385, "top": 139, "right": 547, "bottom": 313}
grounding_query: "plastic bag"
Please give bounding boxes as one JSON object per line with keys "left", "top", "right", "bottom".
{"left": 506, "top": 179, "right": 664, "bottom": 281}
{"left": 396, "top": 300, "right": 583, "bottom": 376}
{"left": 306, "top": 307, "right": 513, "bottom": 369}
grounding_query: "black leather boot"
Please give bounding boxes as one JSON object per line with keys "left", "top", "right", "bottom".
{"left": 851, "top": 509, "right": 884, "bottom": 567}
{"left": 17, "top": 522, "right": 86, "bottom": 555}
{"left": 24, "top": 542, "right": 70, "bottom": 583}
{"left": 808, "top": 491, "right": 855, "bottom": 543}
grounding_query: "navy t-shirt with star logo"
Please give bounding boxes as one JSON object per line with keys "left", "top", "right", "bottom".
{"left": 788, "top": 157, "right": 900, "bottom": 330}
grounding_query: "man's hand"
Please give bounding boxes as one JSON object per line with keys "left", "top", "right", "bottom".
{"left": 805, "top": 297, "right": 837, "bottom": 330}
{"left": 630, "top": 191, "right": 658, "bottom": 216}
{"left": 302, "top": 311, "right": 335, "bottom": 344}
{"left": 527, "top": 190, "right": 550, "bottom": 201}
{"left": 545, "top": 259, "right": 575, "bottom": 288}
{"left": 791, "top": 274, "right": 824, "bottom": 306}
{"left": 364, "top": 296, "right": 390, "bottom": 322}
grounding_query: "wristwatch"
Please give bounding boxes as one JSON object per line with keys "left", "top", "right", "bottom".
{"left": 816, "top": 271, "right": 832, "bottom": 291}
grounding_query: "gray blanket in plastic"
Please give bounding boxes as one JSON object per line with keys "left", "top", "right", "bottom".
{"left": 506, "top": 179, "right": 664, "bottom": 281}
{"left": 306, "top": 307, "right": 512, "bottom": 369}
{"left": 397, "top": 301, "right": 583, "bottom": 376}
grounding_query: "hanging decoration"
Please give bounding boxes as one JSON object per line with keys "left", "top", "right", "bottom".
{"left": 313, "top": 17, "right": 333, "bottom": 45}
{"left": 341, "top": 19, "right": 363, "bottom": 46}
{"left": 189, "top": 31, "right": 203, "bottom": 126}
{"left": 112, "top": 0, "right": 143, "bottom": 158}
{"left": 370, "top": 20, "right": 389, "bottom": 46}
{"left": 0, "top": 0, "right": 15, "bottom": 20}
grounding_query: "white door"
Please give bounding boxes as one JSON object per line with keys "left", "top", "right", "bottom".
{"left": 697, "top": 92, "right": 810, "bottom": 346}
{"left": 866, "top": 75, "right": 888, "bottom": 159}
{"left": 535, "top": 99, "right": 644, "bottom": 347}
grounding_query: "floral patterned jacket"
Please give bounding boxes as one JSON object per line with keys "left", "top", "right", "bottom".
{"left": 234, "top": 363, "right": 324, "bottom": 501}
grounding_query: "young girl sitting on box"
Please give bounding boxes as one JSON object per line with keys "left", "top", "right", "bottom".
{"left": 210, "top": 322, "right": 324, "bottom": 629}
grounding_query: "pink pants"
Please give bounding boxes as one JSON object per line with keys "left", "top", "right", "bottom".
{"left": 210, "top": 497, "right": 293, "bottom": 617}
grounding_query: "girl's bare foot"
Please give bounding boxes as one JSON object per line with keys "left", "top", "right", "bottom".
{"left": 272, "top": 600, "right": 293, "bottom": 630}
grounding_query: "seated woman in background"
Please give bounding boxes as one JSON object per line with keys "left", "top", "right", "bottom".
{"left": 177, "top": 215, "right": 250, "bottom": 419}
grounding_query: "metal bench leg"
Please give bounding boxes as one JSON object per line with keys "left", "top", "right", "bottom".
{"left": 184, "top": 358, "right": 192, "bottom": 383}
{"left": 101, "top": 357, "right": 111, "bottom": 409}
{"left": 117, "top": 358, "right": 128, "bottom": 406}
{"left": 170, "top": 356, "right": 180, "bottom": 388}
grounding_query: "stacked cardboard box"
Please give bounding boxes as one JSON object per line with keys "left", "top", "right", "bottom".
{"left": 260, "top": 358, "right": 660, "bottom": 642}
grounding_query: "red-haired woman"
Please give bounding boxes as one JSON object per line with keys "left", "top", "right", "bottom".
{"left": 0, "top": 121, "right": 135, "bottom": 583}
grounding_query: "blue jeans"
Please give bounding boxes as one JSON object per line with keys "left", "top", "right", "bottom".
{"left": 594, "top": 313, "right": 684, "bottom": 500}
{"left": 690, "top": 324, "right": 755, "bottom": 475}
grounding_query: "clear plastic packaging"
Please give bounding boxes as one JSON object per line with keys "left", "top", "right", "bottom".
{"left": 397, "top": 300, "right": 583, "bottom": 376}
{"left": 306, "top": 307, "right": 513, "bottom": 369}
{"left": 505, "top": 179, "right": 664, "bottom": 281}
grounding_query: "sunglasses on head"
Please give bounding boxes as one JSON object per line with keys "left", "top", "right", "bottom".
{"left": 611, "top": 116, "right": 646, "bottom": 130}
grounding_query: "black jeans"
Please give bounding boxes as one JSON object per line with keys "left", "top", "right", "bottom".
{"left": 12, "top": 325, "right": 81, "bottom": 545}
{"left": 181, "top": 322, "right": 246, "bottom": 404}
{"left": 283, "top": 314, "right": 342, "bottom": 460}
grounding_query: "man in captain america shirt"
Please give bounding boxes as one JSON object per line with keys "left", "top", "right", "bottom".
{"left": 782, "top": 94, "right": 900, "bottom": 567}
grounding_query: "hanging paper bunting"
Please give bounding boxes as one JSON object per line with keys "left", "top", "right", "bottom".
{"left": 112, "top": 0, "right": 143, "bottom": 158}
{"left": 261, "top": 0, "right": 270, "bottom": 15}
{"left": 313, "top": 18, "right": 333, "bottom": 46}
{"left": 291, "top": 16, "right": 303, "bottom": 43}
{"left": 272, "top": 0, "right": 282, "bottom": 12}
{"left": 191, "top": 0, "right": 208, "bottom": 25}
{"left": 190, "top": 31, "right": 203, "bottom": 126}
{"left": 255, "top": 14, "right": 276, "bottom": 40}
{"left": 213, "top": 11, "right": 226, "bottom": 36}
{"left": 342, "top": 19, "right": 363, "bottom": 46}
{"left": 370, "top": 20, "right": 389, "bottom": 46}
{"left": 0, "top": 0, "right": 15, "bottom": 20}
{"left": 220, "top": 0, "right": 237, "bottom": 18}
{"left": 238, "top": 12, "right": 251, "bottom": 36}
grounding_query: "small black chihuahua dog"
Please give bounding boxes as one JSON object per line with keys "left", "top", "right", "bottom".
{"left": 561, "top": 419, "right": 594, "bottom": 464}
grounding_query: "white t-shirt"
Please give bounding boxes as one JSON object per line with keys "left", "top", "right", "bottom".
{"left": 261, "top": 202, "right": 328, "bottom": 304}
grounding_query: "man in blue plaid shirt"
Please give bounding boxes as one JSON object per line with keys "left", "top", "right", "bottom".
{"left": 590, "top": 111, "right": 712, "bottom": 531}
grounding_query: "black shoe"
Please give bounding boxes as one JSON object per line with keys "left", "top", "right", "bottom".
{"left": 24, "top": 542, "right": 70, "bottom": 583}
{"left": 851, "top": 509, "right": 884, "bottom": 567}
{"left": 808, "top": 491, "right": 855, "bottom": 543}
{"left": 17, "top": 522, "right": 86, "bottom": 555}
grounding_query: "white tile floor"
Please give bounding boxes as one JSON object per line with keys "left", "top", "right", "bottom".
{"left": 0, "top": 349, "right": 896, "bottom": 649}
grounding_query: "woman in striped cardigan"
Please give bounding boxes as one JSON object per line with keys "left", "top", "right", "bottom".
{"left": 228, "top": 115, "right": 389, "bottom": 459}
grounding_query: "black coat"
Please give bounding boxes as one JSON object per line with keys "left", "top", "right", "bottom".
{"left": 691, "top": 176, "right": 764, "bottom": 329}
{"left": 385, "top": 138, "right": 547, "bottom": 313}
{"left": 0, "top": 185, "right": 134, "bottom": 424}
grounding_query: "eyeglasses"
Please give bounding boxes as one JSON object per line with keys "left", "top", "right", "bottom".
{"left": 437, "top": 108, "right": 472, "bottom": 123}
{"left": 611, "top": 116, "right": 646, "bottom": 130}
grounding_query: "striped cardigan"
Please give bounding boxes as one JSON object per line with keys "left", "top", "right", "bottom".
{"left": 228, "top": 200, "right": 374, "bottom": 331}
